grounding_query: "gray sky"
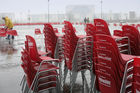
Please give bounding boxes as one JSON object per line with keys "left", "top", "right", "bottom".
{"left": 0, "top": 0, "right": 140, "bottom": 14}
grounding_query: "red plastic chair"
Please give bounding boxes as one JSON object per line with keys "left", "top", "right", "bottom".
{"left": 95, "top": 70, "right": 119, "bottom": 93}
{"left": 63, "top": 21, "right": 94, "bottom": 93}
{"left": 43, "top": 23, "right": 63, "bottom": 59}
{"left": 94, "top": 18, "right": 111, "bottom": 36}
{"left": 113, "top": 30, "right": 123, "bottom": 37}
{"left": 94, "top": 19, "right": 129, "bottom": 43}
{"left": 0, "top": 28, "right": 7, "bottom": 37}
{"left": 94, "top": 35, "right": 136, "bottom": 75}
{"left": 94, "top": 34, "right": 136, "bottom": 64}
{"left": 94, "top": 35, "right": 139, "bottom": 93}
{"left": 35, "top": 28, "right": 41, "bottom": 35}
{"left": 86, "top": 23, "right": 130, "bottom": 54}
{"left": 120, "top": 58, "right": 140, "bottom": 93}
{"left": 21, "top": 49, "right": 61, "bottom": 93}
{"left": 122, "top": 25, "right": 140, "bottom": 55}
{"left": 26, "top": 35, "right": 59, "bottom": 63}
{"left": 62, "top": 28, "right": 65, "bottom": 33}
{"left": 6, "top": 30, "right": 18, "bottom": 36}
{"left": 53, "top": 28, "right": 59, "bottom": 33}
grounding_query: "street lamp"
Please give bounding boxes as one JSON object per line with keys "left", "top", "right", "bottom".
{"left": 48, "top": 0, "right": 50, "bottom": 23}
{"left": 101, "top": 0, "right": 103, "bottom": 18}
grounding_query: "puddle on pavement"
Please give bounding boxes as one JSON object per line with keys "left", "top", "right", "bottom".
{"left": 0, "top": 38, "right": 22, "bottom": 70}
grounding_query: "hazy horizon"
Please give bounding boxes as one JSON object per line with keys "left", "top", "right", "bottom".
{"left": 0, "top": 0, "right": 140, "bottom": 14}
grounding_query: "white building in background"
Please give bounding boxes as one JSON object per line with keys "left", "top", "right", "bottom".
{"left": 29, "top": 14, "right": 47, "bottom": 23}
{"left": 29, "top": 14, "right": 65, "bottom": 23}
{"left": 14, "top": 12, "right": 29, "bottom": 23}
{"left": 66, "top": 5, "right": 95, "bottom": 22}
{"left": 129, "top": 11, "right": 136, "bottom": 20}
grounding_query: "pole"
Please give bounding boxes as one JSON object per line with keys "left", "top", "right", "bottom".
{"left": 101, "top": 0, "right": 103, "bottom": 18}
{"left": 48, "top": 0, "right": 49, "bottom": 23}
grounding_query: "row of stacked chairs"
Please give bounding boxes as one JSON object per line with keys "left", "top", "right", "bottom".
{"left": 21, "top": 18, "right": 140, "bottom": 93}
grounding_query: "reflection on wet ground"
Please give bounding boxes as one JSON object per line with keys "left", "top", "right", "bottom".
{"left": 0, "top": 40, "right": 17, "bottom": 54}
{"left": 0, "top": 38, "right": 20, "bottom": 69}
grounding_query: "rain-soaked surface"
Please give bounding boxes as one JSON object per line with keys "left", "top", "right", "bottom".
{"left": 0, "top": 24, "right": 121, "bottom": 93}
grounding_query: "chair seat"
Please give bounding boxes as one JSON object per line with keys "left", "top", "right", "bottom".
{"left": 39, "top": 56, "right": 59, "bottom": 62}
{"left": 77, "top": 35, "right": 86, "bottom": 38}
{"left": 121, "top": 54, "right": 137, "bottom": 62}
{"left": 38, "top": 51, "right": 48, "bottom": 56}
{"left": 34, "top": 62, "right": 59, "bottom": 72}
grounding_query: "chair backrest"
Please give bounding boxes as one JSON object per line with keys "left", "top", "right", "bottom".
{"left": 94, "top": 19, "right": 111, "bottom": 36}
{"left": 94, "top": 34, "right": 120, "bottom": 54}
{"left": 64, "top": 21, "right": 77, "bottom": 38}
{"left": 26, "top": 35, "right": 40, "bottom": 62}
{"left": 94, "top": 41, "right": 123, "bottom": 81}
{"left": 122, "top": 25, "right": 140, "bottom": 55}
{"left": 85, "top": 23, "right": 96, "bottom": 36}
{"left": 21, "top": 49, "right": 35, "bottom": 87}
{"left": 0, "top": 28, "right": 7, "bottom": 37}
{"left": 44, "top": 24, "right": 58, "bottom": 58}
{"left": 35, "top": 28, "right": 41, "bottom": 35}
{"left": 122, "top": 25, "right": 140, "bottom": 44}
{"left": 63, "top": 21, "right": 78, "bottom": 70}
{"left": 54, "top": 28, "right": 59, "bottom": 33}
{"left": 96, "top": 70, "right": 119, "bottom": 93}
{"left": 113, "top": 30, "right": 123, "bottom": 37}
{"left": 133, "top": 58, "right": 140, "bottom": 75}
{"left": 94, "top": 34, "right": 125, "bottom": 77}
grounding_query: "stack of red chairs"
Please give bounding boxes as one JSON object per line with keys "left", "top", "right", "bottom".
{"left": 43, "top": 23, "right": 63, "bottom": 59}
{"left": 20, "top": 35, "right": 61, "bottom": 93}
{"left": 93, "top": 34, "right": 138, "bottom": 93}
{"left": 95, "top": 19, "right": 130, "bottom": 54}
{"left": 86, "top": 19, "right": 130, "bottom": 54}
{"left": 122, "top": 25, "right": 140, "bottom": 55}
{"left": 43, "top": 24, "right": 64, "bottom": 88}
{"left": 120, "top": 58, "right": 140, "bottom": 93}
{"left": 43, "top": 24, "right": 58, "bottom": 58}
{"left": 63, "top": 21, "right": 94, "bottom": 93}
{"left": 63, "top": 21, "right": 78, "bottom": 70}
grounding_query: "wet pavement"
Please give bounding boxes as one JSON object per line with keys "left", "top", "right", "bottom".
{"left": 0, "top": 38, "right": 23, "bottom": 93}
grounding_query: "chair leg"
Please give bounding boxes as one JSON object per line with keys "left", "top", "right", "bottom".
{"left": 59, "top": 62, "right": 62, "bottom": 89}
{"left": 81, "top": 71, "right": 85, "bottom": 93}
{"left": 20, "top": 75, "right": 25, "bottom": 86}
{"left": 21, "top": 77, "right": 26, "bottom": 92}
{"left": 63, "top": 66, "right": 68, "bottom": 84}
{"left": 24, "top": 82, "right": 29, "bottom": 93}
{"left": 90, "top": 71, "right": 95, "bottom": 93}
{"left": 56, "top": 76, "right": 62, "bottom": 93}
{"left": 82, "top": 71, "right": 89, "bottom": 93}
{"left": 93, "top": 76, "right": 99, "bottom": 93}
{"left": 70, "top": 71, "right": 78, "bottom": 93}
